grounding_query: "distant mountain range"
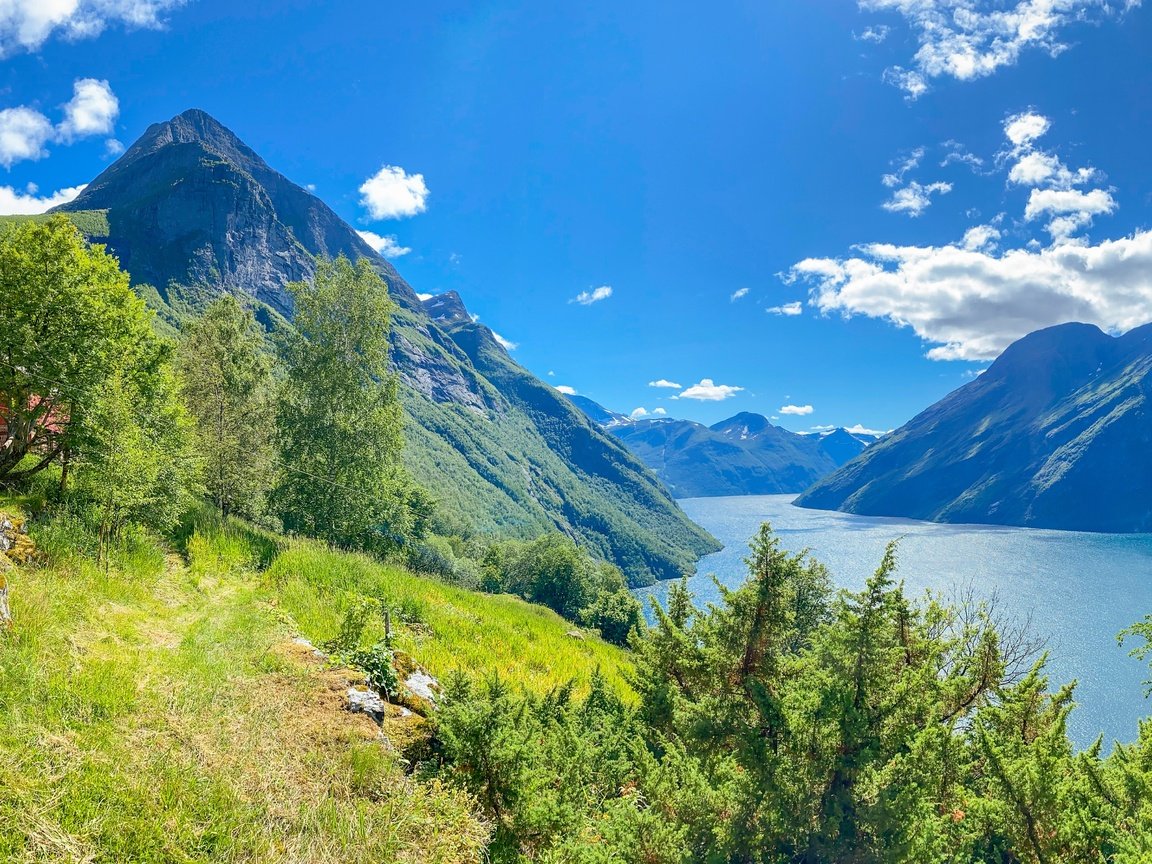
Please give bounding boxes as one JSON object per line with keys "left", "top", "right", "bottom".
{"left": 797, "top": 322, "right": 1152, "bottom": 533}
{"left": 51, "top": 108, "right": 718, "bottom": 584}
{"left": 568, "top": 397, "right": 879, "bottom": 497}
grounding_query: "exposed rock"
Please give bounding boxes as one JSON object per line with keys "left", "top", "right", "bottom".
{"left": 404, "top": 671, "right": 440, "bottom": 705}
{"left": 347, "top": 686, "right": 387, "bottom": 719}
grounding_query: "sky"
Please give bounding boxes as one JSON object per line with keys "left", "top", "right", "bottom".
{"left": 2, "top": 0, "right": 1151, "bottom": 434}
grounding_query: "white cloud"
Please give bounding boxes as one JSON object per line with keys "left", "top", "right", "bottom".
{"left": 883, "top": 180, "right": 953, "bottom": 216}
{"left": 864, "top": 0, "right": 1140, "bottom": 97}
{"left": 357, "top": 229, "right": 411, "bottom": 258}
{"left": 416, "top": 293, "right": 433, "bottom": 302}
{"left": 492, "top": 331, "right": 518, "bottom": 351}
{"left": 0, "top": 0, "right": 185, "bottom": 56}
{"left": 1004, "top": 111, "right": 1051, "bottom": 148}
{"left": 358, "top": 165, "right": 429, "bottom": 220}
{"left": 0, "top": 107, "right": 53, "bottom": 168}
{"left": 767, "top": 301, "right": 803, "bottom": 316}
{"left": 1024, "top": 187, "right": 1116, "bottom": 238}
{"left": 630, "top": 407, "right": 649, "bottom": 419}
{"left": 882, "top": 148, "right": 925, "bottom": 188}
{"left": 962, "top": 224, "right": 1001, "bottom": 252}
{"left": 857, "top": 24, "right": 891, "bottom": 42}
{"left": 730, "top": 287, "right": 749, "bottom": 301}
{"left": 653, "top": 407, "right": 667, "bottom": 415}
{"left": 0, "top": 78, "right": 122, "bottom": 168}
{"left": 678, "top": 379, "right": 744, "bottom": 401}
{"left": 547, "top": 370, "right": 555, "bottom": 376}
{"left": 555, "top": 385, "right": 577, "bottom": 395}
{"left": 56, "top": 78, "right": 118, "bottom": 141}
{"left": 779, "top": 404, "right": 814, "bottom": 416}
{"left": 104, "top": 138, "right": 123, "bottom": 157}
{"left": 0, "top": 182, "right": 85, "bottom": 214}
{"left": 786, "top": 229, "right": 1152, "bottom": 362}
{"left": 570, "top": 285, "right": 613, "bottom": 305}
{"left": 941, "top": 140, "right": 984, "bottom": 171}
{"left": 648, "top": 379, "right": 681, "bottom": 389}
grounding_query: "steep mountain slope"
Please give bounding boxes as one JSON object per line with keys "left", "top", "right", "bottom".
{"left": 54, "top": 109, "right": 717, "bottom": 583}
{"left": 569, "top": 399, "right": 873, "bottom": 497}
{"left": 797, "top": 322, "right": 1152, "bottom": 532}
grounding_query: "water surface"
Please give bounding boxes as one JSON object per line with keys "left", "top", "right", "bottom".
{"left": 638, "top": 495, "right": 1152, "bottom": 748}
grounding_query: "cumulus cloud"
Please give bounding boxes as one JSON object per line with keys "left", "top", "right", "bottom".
{"left": 653, "top": 407, "right": 667, "bottom": 415}
{"left": 767, "top": 301, "right": 803, "bottom": 316}
{"left": 0, "top": 107, "right": 54, "bottom": 168}
{"left": 0, "top": 78, "right": 121, "bottom": 168}
{"left": 730, "top": 287, "right": 749, "bottom": 301}
{"left": 555, "top": 385, "right": 577, "bottom": 395}
{"left": 57, "top": 78, "right": 118, "bottom": 141}
{"left": 492, "top": 331, "right": 518, "bottom": 351}
{"left": 630, "top": 407, "right": 649, "bottom": 419}
{"left": 0, "top": 182, "right": 85, "bottom": 214}
{"left": 648, "top": 379, "right": 681, "bottom": 389}
{"left": 357, "top": 230, "right": 411, "bottom": 258}
{"left": 570, "top": 285, "right": 613, "bottom": 305}
{"left": 863, "top": 0, "right": 1141, "bottom": 97}
{"left": 678, "top": 379, "right": 744, "bottom": 401}
{"left": 0, "top": 0, "right": 186, "bottom": 56}
{"left": 883, "top": 180, "right": 953, "bottom": 216}
{"left": 779, "top": 404, "right": 814, "bottom": 416}
{"left": 1025, "top": 188, "right": 1116, "bottom": 238}
{"left": 962, "top": 224, "right": 1001, "bottom": 252}
{"left": 786, "top": 230, "right": 1152, "bottom": 361}
{"left": 1004, "top": 111, "right": 1051, "bottom": 148}
{"left": 358, "top": 165, "right": 429, "bottom": 220}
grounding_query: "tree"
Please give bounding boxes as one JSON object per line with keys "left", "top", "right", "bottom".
{"left": 79, "top": 346, "right": 201, "bottom": 559}
{"left": 178, "top": 295, "right": 274, "bottom": 518}
{"left": 272, "top": 255, "right": 431, "bottom": 552}
{"left": 0, "top": 217, "right": 151, "bottom": 487}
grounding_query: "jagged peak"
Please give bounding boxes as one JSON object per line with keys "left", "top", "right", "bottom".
{"left": 421, "top": 291, "right": 474, "bottom": 327}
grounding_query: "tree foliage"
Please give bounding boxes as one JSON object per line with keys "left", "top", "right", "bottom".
{"left": 0, "top": 217, "right": 152, "bottom": 485}
{"left": 435, "top": 523, "right": 1152, "bottom": 863}
{"left": 178, "top": 295, "right": 274, "bottom": 518}
{"left": 271, "top": 256, "right": 432, "bottom": 553}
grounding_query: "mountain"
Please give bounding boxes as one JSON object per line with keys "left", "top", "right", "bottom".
{"left": 55, "top": 109, "right": 718, "bottom": 584}
{"left": 568, "top": 399, "right": 874, "bottom": 497}
{"left": 796, "top": 322, "right": 1152, "bottom": 532}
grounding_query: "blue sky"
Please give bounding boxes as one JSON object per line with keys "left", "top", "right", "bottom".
{"left": 3, "top": 0, "right": 1151, "bottom": 433}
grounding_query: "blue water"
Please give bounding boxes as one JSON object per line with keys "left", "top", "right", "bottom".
{"left": 639, "top": 495, "right": 1152, "bottom": 748}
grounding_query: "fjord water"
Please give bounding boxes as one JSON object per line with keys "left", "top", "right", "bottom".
{"left": 640, "top": 495, "right": 1152, "bottom": 748}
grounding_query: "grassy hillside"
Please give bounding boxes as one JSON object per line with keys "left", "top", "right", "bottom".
{"left": 0, "top": 210, "right": 109, "bottom": 237}
{"left": 0, "top": 502, "right": 632, "bottom": 862}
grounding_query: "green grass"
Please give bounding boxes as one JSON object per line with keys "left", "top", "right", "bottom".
{"left": 0, "top": 506, "right": 488, "bottom": 862}
{"left": 0, "top": 210, "right": 110, "bottom": 237}
{"left": 267, "top": 545, "right": 634, "bottom": 699}
{"left": 0, "top": 500, "right": 635, "bottom": 861}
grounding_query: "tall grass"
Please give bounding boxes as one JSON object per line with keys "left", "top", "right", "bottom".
{"left": 267, "top": 545, "right": 635, "bottom": 698}
{"left": 0, "top": 502, "right": 487, "bottom": 862}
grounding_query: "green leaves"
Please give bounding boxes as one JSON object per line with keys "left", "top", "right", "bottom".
{"left": 271, "top": 256, "right": 429, "bottom": 554}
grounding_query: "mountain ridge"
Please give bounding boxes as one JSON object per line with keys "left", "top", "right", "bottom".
{"left": 796, "top": 321, "right": 1152, "bottom": 532}
{"left": 54, "top": 109, "right": 719, "bottom": 583}
{"left": 568, "top": 396, "right": 878, "bottom": 497}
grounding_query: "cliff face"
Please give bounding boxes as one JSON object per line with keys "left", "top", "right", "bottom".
{"left": 797, "top": 322, "right": 1152, "bottom": 533}
{"left": 57, "top": 109, "right": 718, "bottom": 584}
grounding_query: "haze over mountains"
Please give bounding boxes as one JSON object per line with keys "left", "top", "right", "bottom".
{"left": 53, "top": 108, "right": 718, "bottom": 584}
{"left": 798, "top": 322, "right": 1152, "bottom": 533}
{"left": 569, "top": 396, "right": 879, "bottom": 497}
